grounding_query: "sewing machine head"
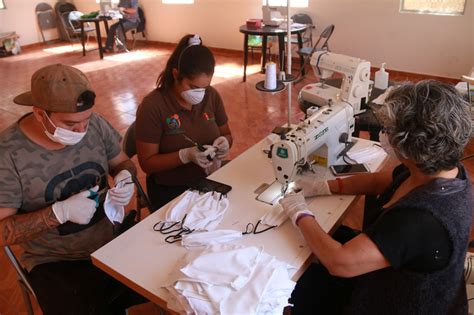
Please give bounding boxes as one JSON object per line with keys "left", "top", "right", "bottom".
{"left": 299, "top": 51, "right": 372, "bottom": 116}
{"left": 270, "top": 103, "right": 355, "bottom": 190}
{"left": 262, "top": 5, "right": 286, "bottom": 27}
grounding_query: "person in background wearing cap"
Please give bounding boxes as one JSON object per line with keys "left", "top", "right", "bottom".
{"left": 0, "top": 64, "right": 146, "bottom": 314}
{"left": 135, "top": 34, "right": 233, "bottom": 211}
{"left": 104, "top": 0, "right": 139, "bottom": 53}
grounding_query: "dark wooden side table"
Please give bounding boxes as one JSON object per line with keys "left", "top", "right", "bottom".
{"left": 79, "top": 16, "right": 112, "bottom": 59}
{"left": 239, "top": 24, "right": 308, "bottom": 82}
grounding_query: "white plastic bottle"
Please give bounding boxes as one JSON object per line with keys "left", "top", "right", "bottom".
{"left": 374, "top": 63, "right": 389, "bottom": 90}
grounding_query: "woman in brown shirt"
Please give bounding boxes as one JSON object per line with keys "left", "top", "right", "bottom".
{"left": 136, "top": 34, "right": 232, "bottom": 211}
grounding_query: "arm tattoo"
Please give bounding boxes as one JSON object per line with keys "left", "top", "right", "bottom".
{"left": 1, "top": 206, "right": 59, "bottom": 246}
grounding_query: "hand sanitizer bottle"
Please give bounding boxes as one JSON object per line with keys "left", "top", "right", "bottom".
{"left": 374, "top": 63, "right": 389, "bottom": 90}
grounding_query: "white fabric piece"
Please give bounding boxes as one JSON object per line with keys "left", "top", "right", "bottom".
{"left": 180, "top": 245, "right": 263, "bottom": 290}
{"left": 183, "top": 192, "right": 229, "bottom": 231}
{"left": 104, "top": 179, "right": 132, "bottom": 223}
{"left": 165, "top": 244, "right": 296, "bottom": 314}
{"left": 220, "top": 254, "right": 275, "bottom": 314}
{"left": 181, "top": 229, "right": 242, "bottom": 249}
{"left": 259, "top": 204, "right": 288, "bottom": 227}
{"left": 346, "top": 144, "right": 386, "bottom": 164}
{"left": 164, "top": 190, "right": 229, "bottom": 232}
{"left": 165, "top": 190, "right": 196, "bottom": 223}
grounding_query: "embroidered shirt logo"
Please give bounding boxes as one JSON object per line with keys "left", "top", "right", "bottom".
{"left": 166, "top": 114, "right": 181, "bottom": 130}
{"left": 202, "top": 112, "right": 215, "bottom": 122}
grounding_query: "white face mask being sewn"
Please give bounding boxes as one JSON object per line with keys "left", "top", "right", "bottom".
{"left": 181, "top": 88, "right": 206, "bottom": 105}
{"left": 260, "top": 204, "right": 288, "bottom": 227}
{"left": 42, "top": 112, "right": 87, "bottom": 146}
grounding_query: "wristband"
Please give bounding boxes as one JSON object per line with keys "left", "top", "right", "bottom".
{"left": 336, "top": 178, "right": 344, "bottom": 194}
{"left": 295, "top": 213, "right": 315, "bottom": 226}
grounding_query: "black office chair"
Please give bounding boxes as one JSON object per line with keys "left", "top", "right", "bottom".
{"left": 122, "top": 122, "right": 153, "bottom": 221}
{"left": 4, "top": 245, "right": 37, "bottom": 315}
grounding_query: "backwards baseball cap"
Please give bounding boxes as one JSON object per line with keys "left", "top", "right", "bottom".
{"left": 13, "top": 64, "right": 95, "bottom": 113}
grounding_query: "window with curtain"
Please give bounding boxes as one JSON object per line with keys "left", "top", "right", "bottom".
{"left": 400, "top": 0, "right": 466, "bottom": 15}
{"left": 0, "top": 0, "right": 6, "bottom": 10}
{"left": 262, "top": 0, "right": 309, "bottom": 8}
{"left": 162, "top": 0, "right": 194, "bottom": 4}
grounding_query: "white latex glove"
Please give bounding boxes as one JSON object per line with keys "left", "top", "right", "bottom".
{"left": 179, "top": 145, "right": 217, "bottom": 168}
{"left": 213, "top": 136, "right": 230, "bottom": 159}
{"left": 108, "top": 170, "right": 135, "bottom": 206}
{"left": 52, "top": 186, "right": 99, "bottom": 224}
{"left": 279, "top": 192, "right": 314, "bottom": 227}
{"left": 294, "top": 178, "right": 331, "bottom": 197}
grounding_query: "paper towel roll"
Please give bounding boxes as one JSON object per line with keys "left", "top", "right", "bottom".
{"left": 264, "top": 62, "right": 277, "bottom": 90}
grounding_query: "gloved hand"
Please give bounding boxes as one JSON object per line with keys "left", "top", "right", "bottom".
{"left": 179, "top": 145, "right": 217, "bottom": 168}
{"left": 279, "top": 192, "right": 314, "bottom": 227}
{"left": 294, "top": 178, "right": 331, "bottom": 197}
{"left": 108, "top": 169, "right": 135, "bottom": 206}
{"left": 212, "top": 136, "right": 230, "bottom": 159}
{"left": 52, "top": 186, "right": 99, "bottom": 224}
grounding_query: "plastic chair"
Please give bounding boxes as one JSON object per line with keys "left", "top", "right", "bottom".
{"left": 122, "top": 122, "right": 153, "bottom": 221}
{"left": 4, "top": 245, "right": 37, "bottom": 315}
{"left": 35, "top": 3, "right": 56, "bottom": 44}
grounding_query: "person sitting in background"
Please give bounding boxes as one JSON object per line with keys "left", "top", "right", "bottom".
{"left": 0, "top": 64, "right": 146, "bottom": 314}
{"left": 135, "top": 34, "right": 232, "bottom": 211}
{"left": 279, "top": 80, "right": 473, "bottom": 314}
{"left": 104, "top": 0, "right": 139, "bottom": 53}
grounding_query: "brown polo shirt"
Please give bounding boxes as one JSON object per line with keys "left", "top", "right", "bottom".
{"left": 136, "top": 86, "right": 228, "bottom": 186}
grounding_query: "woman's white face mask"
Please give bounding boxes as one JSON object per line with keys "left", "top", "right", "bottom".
{"left": 42, "top": 112, "right": 87, "bottom": 146}
{"left": 180, "top": 88, "right": 206, "bottom": 105}
{"left": 379, "top": 132, "right": 396, "bottom": 157}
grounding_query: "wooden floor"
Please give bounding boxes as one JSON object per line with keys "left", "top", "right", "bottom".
{"left": 0, "top": 41, "right": 473, "bottom": 315}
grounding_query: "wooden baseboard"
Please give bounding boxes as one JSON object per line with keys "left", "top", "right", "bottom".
{"left": 19, "top": 39, "right": 460, "bottom": 83}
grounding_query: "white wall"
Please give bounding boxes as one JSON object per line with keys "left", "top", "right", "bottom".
{"left": 1, "top": 0, "right": 472, "bottom": 78}
{"left": 0, "top": 0, "right": 59, "bottom": 44}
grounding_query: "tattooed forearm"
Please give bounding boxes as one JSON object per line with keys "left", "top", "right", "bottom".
{"left": 1, "top": 206, "right": 59, "bottom": 246}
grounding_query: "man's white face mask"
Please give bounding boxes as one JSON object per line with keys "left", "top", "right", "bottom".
{"left": 42, "top": 111, "right": 87, "bottom": 146}
{"left": 181, "top": 88, "right": 206, "bottom": 105}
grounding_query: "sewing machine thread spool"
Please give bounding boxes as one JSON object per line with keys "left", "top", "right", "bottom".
{"left": 264, "top": 62, "right": 277, "bottom": 90}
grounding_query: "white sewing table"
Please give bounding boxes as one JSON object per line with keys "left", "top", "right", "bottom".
{"left": 92, "top": 137, "right": 386, "bottom": 312}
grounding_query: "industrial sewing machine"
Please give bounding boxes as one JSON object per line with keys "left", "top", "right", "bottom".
{"left": 269, "top": 51, "right": 372, "bottom": 192}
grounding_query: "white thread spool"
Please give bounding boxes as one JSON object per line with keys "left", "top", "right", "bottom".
{"left": 264, "top": 62, "right": 277, "bottom": 90}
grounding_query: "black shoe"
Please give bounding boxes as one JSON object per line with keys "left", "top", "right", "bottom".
{"left": 103, "top": 47, "right": 114, "bottom": 53}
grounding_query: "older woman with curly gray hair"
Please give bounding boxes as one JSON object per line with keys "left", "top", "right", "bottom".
{"left": 279, "top": 80, "right": 473, "bottom": 314}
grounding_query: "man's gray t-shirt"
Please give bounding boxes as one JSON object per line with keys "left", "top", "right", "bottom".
{"left": 0, "top": 113, "right": 121, "bottom": 271}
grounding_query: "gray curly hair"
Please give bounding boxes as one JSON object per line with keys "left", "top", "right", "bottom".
{"left": 376, "top": 80, "right": 472, "bottom": 175}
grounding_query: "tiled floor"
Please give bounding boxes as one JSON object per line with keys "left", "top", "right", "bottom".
{"left": 0, "top": 41, "right": 473, "bottom": 315}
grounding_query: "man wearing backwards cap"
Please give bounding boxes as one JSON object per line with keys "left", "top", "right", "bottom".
{"left": 0, "top": 64, "right": 146, "bottom": 314}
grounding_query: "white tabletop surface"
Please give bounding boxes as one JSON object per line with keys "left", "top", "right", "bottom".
{"left": 91, "top": 137, "right": 386, "bottom": 311}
